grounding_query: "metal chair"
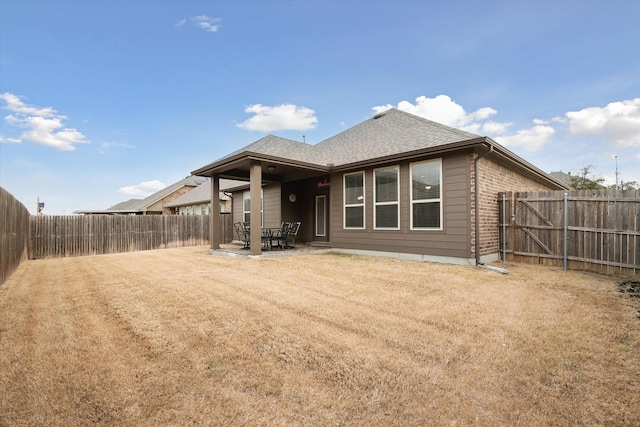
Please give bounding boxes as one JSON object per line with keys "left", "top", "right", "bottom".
{"left": 233, "top": 222, "right": 250, "bottom": 249}
{"left": 285, "top": 221, "right": 301, "bottom": 248}
{"left": 272, "top": 222, "right": 291, "bottom": 250}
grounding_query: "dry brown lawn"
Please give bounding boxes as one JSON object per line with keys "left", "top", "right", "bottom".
{"left": 1, "top": 246, "right": 639, "bottom": 426}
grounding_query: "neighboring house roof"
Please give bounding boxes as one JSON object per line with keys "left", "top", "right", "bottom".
{"left": 192, "top": 108, "right": 568, "bottom": 190}
{"left": 74, "top": 175, "right": 207, "bottom": 214}
{"left": 108, "top": 198, "right": 143, "bottom": 210}
{"left": 134, "top": 175, "right": 205, "bottom": 212}
{"left": 549, "top": 171, "right": 572, "bottom": 187}
{"left": 164, "top": 178, "right": 243, "bottom": 208}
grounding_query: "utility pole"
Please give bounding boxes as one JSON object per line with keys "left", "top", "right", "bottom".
{"left": 614, "top": 154, "right": 619, "bottom": 191}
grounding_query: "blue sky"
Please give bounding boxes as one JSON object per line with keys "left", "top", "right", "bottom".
{"left": 1, "top": 0, "right": 638, "bottom": 215}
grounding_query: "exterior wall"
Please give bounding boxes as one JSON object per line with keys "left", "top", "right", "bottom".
{"left": 230, "top": 184, "right": 281, "bottom": 228}
{"left": 262, "top": 184, "right": 281, "bottom": 227}
{"left": 472, "top": 155, "right": 558, "bottom": 259}
{"left": 329, "top": 153, "right": 472, "bottom": 259}
{"left": 281, "top": 177, "right": 330, "bottom": 244}
{"left": 160, "top": 186, "right": 194, "bottom": 215}
{"left": 173, "top": 199, "right": 230, "bottom": 215}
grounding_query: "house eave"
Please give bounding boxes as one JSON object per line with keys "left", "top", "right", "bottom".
{"left": 193, "top": 151, "right": 329, "bottom": 176}
{"left": 486, "top": 140, "right": 570, "bottom": 190}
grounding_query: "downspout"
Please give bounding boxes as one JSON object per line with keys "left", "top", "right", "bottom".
{"left": 474, "top": 143, "right": 495, "bottom": 266}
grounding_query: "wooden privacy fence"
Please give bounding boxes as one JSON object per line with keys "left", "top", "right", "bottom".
{"left": 29, "top": 213, "right": 233, "bottom": 259}
{"left": 1, "top": 187, "right": 30, "bottom": 285}
{"left": 499, "top": 190, "right": 640, "bottom": 276}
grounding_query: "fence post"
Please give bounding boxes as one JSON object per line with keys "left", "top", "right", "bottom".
{"left": 502, "top": 192, "right": 507, "bottom": 263}
{"left": 563, "top": 192, "right": 568, "bottom": 272}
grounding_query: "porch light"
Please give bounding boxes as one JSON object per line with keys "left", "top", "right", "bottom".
{"left": 267, "top": 165, "right": 276, "bottom": 172}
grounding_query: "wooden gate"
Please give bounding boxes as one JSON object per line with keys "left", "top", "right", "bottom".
{"left": 499, "top": 190, "right": 639, "bottom": 277}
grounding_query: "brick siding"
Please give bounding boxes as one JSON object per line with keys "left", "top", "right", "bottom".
{"left": 470, "top": 155, "right": 556, "bottom": 258}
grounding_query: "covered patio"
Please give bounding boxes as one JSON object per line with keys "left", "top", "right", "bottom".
{"left": 191, "top": 135, "right": 331, "bottom": 256}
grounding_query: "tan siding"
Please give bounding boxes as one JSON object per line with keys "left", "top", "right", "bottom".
{"left": 262, "top": 184, "right": 281, "bottom": 227}
{"left": 232, "top": 190, "right": 244, "bottom": 225}
{"left": 230, "top": 185, "right": 281, "bottom": 228}
{"left": 329, "top": 154, "right": 472, "bottom": 259}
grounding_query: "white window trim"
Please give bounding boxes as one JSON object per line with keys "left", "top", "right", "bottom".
{"left": 373, "top": 165, "right": 400, "bottom": 230}
{"left": 315, "top": 195, "right": 326, "bottom": 237}
{"left": 242, "top": 189, "right": 264, "bottom": 226}
{"left": 410, "top": 159, "right": 443, "bottom": 231}
{"left": 242, "top": 191, "right": 250, "bottom": 223}
{"left": 343, "top": 171, "right": 366, "bottom": 229}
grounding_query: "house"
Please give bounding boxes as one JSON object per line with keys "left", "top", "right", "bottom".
{"left": 75, "top": 175, "right": 213, "bottom": 215}
{"left": 192, "top": 108, "right": 568, "bottom": 264}
{"left": 549, "top": 171, "right": 572, "bottom": 188}
{"left": 164, "top": 178, "right": 242, "bottom": 215}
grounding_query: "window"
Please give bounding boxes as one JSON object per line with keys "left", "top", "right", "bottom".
{"left": 411, "top": 159, "right": 442, "bottom": 230}
{"left": 374, "top": 166, "right": 399, "bottom": 229}
{"left": 242, "top": 190, "right": 263, "bottom": 225}
{"left": 243, "top": 191, "right": 251, "bottom": 223}
{"left": 344, "top": 172, "right": 365, "bottom": 229}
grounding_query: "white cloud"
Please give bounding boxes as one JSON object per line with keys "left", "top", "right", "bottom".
{"left": 495, "top": 125, "right": 555, "bottom": 153}
{"left": 236, "top": 104, "right": 318, "bottom": 132}
{"left": 0, "top": 92, "right": 88, "bottom": 151}
{"left": 373, "top": 95, "right": 511, "bottom": 135}
{"left": 0, "top": 133, "right": 21, "bottom": 144}
{"left": 565, "top": 98, "right": 640, "bottom": 147}
{"left": 192, "top": 15, "right": 221, "bottom": 32}
{"left": 0, "top": 92, "right": 55, "bottom": 116}
{"left": 178, "top": 15, "right": 221, "bottom": 32}
{"left": 481, "top": 121, "right": 512, "bottom": 135}
{"left": 118, "top": 180, "right": 166, "bottom": 197}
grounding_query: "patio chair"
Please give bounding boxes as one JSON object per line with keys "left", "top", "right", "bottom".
{"left": 272, "top": 222, "right": 291, "bottom": 250}
{"left": 234, "top": 222, "right": 250, "bottom": 249}
{"left": 281, "top": 221, "right": 301, "bottom": 249}
{"left": 261, "top": 227, "right": 273, "bottom": 250}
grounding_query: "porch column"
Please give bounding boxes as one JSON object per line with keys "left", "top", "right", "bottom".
{"left": 210, "top": 174, "right": 221, "bottom": 250}
{"left": 249, "top": 160, "right": 262, "bottom": 255}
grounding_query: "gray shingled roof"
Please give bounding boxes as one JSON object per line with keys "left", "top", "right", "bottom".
{"left": 191, "top": 108, "right": 567, "bottom": 190}
{"left": 108, "top": 198, "right": 144, "bottom": 211}
{"left": 194, "top": 108, "right": 481, "bottom": 174}
{"left": 135, "top": 175, "right": 205, "bottom": 209}
{"left": 74, "top": 175, "right": 208, "bottom": 214}
{"left": 314, "top": 108, "right": 481, "bottom": 166}
{"left": 215, "top": 134, "right": 321, "bottom": 165}
{"left": 164, "top": 178, "right": 243, "bottom": 207}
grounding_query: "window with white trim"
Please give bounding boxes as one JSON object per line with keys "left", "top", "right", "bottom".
{"left": 243, "top": 191, "right": 251, "bottom": 223}
{"left": 374, "top": 166, "right": 399, "bottom": 229}
{"left": 242, "top": 190, "right": 263, "bottom": 225}
{"left": 411, "top": 159, "right": 442, "bottom": 230}
{"left": 343, "top": 172, "right": 365, "bottom": 229}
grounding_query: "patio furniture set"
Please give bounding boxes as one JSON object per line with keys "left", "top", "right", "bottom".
{"left": 233, "top": 221, "right": 301, "bottom": 250}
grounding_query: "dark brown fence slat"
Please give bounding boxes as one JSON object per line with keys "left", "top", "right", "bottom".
{"left": 1, "top": 187, "right": 30, "bottom": 285}
{"left": 28, "top": 214, "right": 232, "bottom": 259}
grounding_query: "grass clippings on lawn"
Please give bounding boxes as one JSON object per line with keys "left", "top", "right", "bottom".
{"left": 1, "top": 246, "right": 639, "bottom": 426}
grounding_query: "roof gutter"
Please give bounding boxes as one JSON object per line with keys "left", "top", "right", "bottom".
{"left": 474, "top": 142, "right": 494, "bottom": 266}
